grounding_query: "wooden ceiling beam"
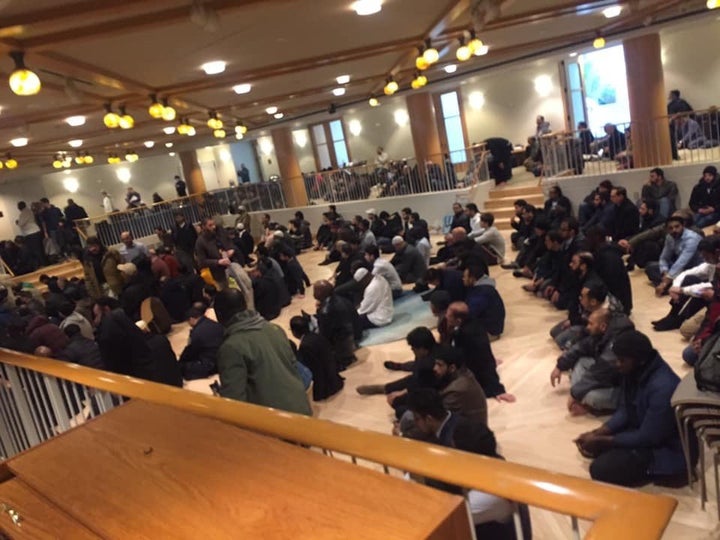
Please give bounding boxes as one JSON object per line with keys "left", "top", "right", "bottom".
{"left": 17, "top": 0, "right": 283, "bottom": 51}
{"left": 601, "top": 0, "right": 688, "bottom": 33}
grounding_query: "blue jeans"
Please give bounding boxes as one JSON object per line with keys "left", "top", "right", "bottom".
{"left": 695, "top": 212, "right": 720, "bottom": 228}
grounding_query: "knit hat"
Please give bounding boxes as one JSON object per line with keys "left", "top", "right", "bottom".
{"left": 703, "top": 165, "right": 718, "bottom": 176}
{"left": 392, "top": 235, "right": 404, "bottom": 246}
{"left": 353, "top": 267, "right": 369, "bottom": 282}
{"left": 612, "top": 330, "right": 654, "bottom": 361}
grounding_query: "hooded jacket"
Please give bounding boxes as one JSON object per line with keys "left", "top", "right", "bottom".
{"left": 556, "top": 312, "right": 634, "bottom": 399}
{"left": 217, "top": 311, "right": 311, "bottom": 415}
{"left": 689, "top": 175, "right": 720, "bottom": 213}
{"left": 465, "top": 276, "right": 506, "bottom": 336}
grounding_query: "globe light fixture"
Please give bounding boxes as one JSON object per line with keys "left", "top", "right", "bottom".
{"left": 103, "top": 104, "right": 120, "bottom": 129}
{"left": 161, "top": 99, "right": 176, "bottom": 121}
{"left": 148, "top": 95, "right": 164, "bottom": 119}
{"left": 8, "top": 51, "right": 41, "bottom": 96}
{"left": 593, "top": 36, "right": 606, "bottom": 49}
{"left": 118, "top": 106, "right": 134, "bottom": 129}
{"left": 213, "top": 129, "right": 226, "bottom": 139}
{"left": 456, "top": 39, "right": 472, "bottom": 62}
{"left": 368, "top": 95, "right": 379, "bottom": 107}
{"left": 422, "top": 40, "right": 439, "bottom": 65}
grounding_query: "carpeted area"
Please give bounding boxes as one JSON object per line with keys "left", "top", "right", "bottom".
{"left": 358, "top": 292, "right": 436, "bottom": 347}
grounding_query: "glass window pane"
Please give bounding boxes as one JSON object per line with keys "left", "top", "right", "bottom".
{"left": 440, "top": 91, "right": 460, "bottom": 118}
{"left": 334, "top": 140, "right": 349, "bottom": 167}
{"left": 312, "top": 124, "right": 326, "bottom": 144}
{"left": 568, "top": 63, "right": 581, "bottom": 90}
{"left": 317, "top": 143, "right": 331, "bottom": 169}
{"left": 330, "top": 120, "right": 345, "bottom": 142}
{"left": 444, "top": 116, "right": 467, "bottom": 164}
{"left": 571, "top": 90, "right": 586, "bottom": 125}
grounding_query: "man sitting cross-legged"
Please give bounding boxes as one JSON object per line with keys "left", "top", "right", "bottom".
{"left": 645, "top": 214, "right": 702, "bottom": 297}
{"left": 550, "top": 308, "right": 632, "bottom": 416}
{"left": 353, "top": 267, "right": 394, "bottom": 331}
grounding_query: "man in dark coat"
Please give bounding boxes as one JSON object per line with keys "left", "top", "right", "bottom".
{"left": 63, "top": 198, "right": 88, "bottom": 225}
{"left": 137, "top": 323, "right": 183, "bottom": 388}
{"left": 450, "top": 202, "right": 470, "bottom": 232}
{"left": 390, "top": 236, "right": 427, "bottom": 283}
{"left": 313, "top": 280, "right": 359, "bottom": 370}
{"left": 249, "top": 261, "right": 284, "bottom": 321}
{"left": 607, "top": 187, "right": 639, "bottom": 241}
{"left": 290, "top": 316, "right": 344, "bottom": 401}
{"left": 447, "top": 302, "right": 514, "bottom": 402}
{"left": 195, "top": 217, "right": 236, "bottom": 287}
{"left": 179, "top": 304, "right": 224, "bottom": 380}
{"left": 585, "top": 226, "right": 633, "bottom": 315}
{"left": 688, "top": 165, "right": 720, "bottom": 228}
{"left": 59, "top": 324, "right": 104, "bottom": 370}
{"left": 576, "top": 330, "right": 688, "bottom": 487}
{"left": 172, "top": 211, "right": 198, "bottom": 273}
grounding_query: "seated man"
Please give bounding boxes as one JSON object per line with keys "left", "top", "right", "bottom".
{"left": 607, "top": 187, "right": 639, "bottom": 241}
{"left": 473, "top": 213, "right": 505, "bottom": 266}
{"left": 356, "top": 326, "right": 437, "bottom": 405}
{"left": 543, "top": 185, "right": 572, "bottom": 227}
{"left": 652, "top": 235, "right": 720, "bottom": 332}
{"left": 551, "top": 281, "right": 608, "bottom": 351}
{"left": 424, "top": 267, "right": 466, "bottom": 303}
{"left": 277, "top": 248, "right": 311, "bottom": 299}
{"left": 313, "top": 280, "right": 360, "bottom": 370}
{"left": 390, "top": 236, "right": 427, "bottom": 284}
{"left": 364, "top": 245, "right": 403, "bottom": 299}
{"left": 447, "top": 302, "right": 515, "bottom": 402}
{"left": 645, "top": 215, "right": 702, "bottom": 295}
{"left": 550, "top": 308, "right": 632, "bottom": 416}
{"left": 641, "top": 167, "right": 678, "bottom": 219}
{"left": 462, "top": 262, "right": 506, "bottom": 340}
{"left": 353, "top": 268, "right": 394, "bottom": 331}
{"left": 178, "top": 304, "right": 224, "bottom": 380}
{"left": 289, "top": 316, "right": 344, "bottom": 401}
{"left": 509, "top": 199, "right": 529, "bottom": 249}
{"left": 575, "top": 330, "right": 688, "bottom": 487}
{"left": 618, "top": 199, "right": 666, "bottom": 271}
{"left": 578, "top": 179, "right": 613, "bottom": 226}
{"left": 521, "top": 229, "right": 564, "bottom": 297}
{"left": 689, "top": 166, "right": 720, "bottom": 228}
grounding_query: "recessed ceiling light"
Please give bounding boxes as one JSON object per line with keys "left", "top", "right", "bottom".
{"left": 144, "top": 141, "right": 155, "bottom": 148}
{"left": 163, "top": 126, "right": 176, "bottom": 135}
{"left": 169, "top": 152, "right": 176, "bottom": 156}
{"left": 68, "top": 139, "right": 83, "bottom": 148}
{"left": 352, "top": 0, "right": 382, "bottom": 16}
{"left": 201, "top": 60, "right": 226, "bottom": 75}
{"left": 274, "top": 112, "right": 284, "bottom": 119}
{"left": 569, "top": 52, "right": 578, "bottom": 57}
{"left": 444, "top": 64, "right": 458, "bottom": 74}
{"left": 266, "top": 106, "right": 278, "bottom": 115}
{"left": 474, "top": 45, "right": 489, "bottom": 56}
{"left": 336, "top": 75, "right": 350, "bottom": 85}
{"left": 10, "top": 137, "right": 28, "bottom": 147}
{"left": 602, "top": 5, "right": 622, "bottom": 18}
{"left": 65, "top": 115, "right": 86, "bottom": 127}
{"left": 165, "top": 142, "right": 173, "bottom": 148}
{"left": 233, "top": 83, "right": 252, "bottom": 94}
{"left": 332, "top": 87, "right": 346, "bottom": 96}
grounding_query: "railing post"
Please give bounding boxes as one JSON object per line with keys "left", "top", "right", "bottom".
{"left": 3, "top": 366, "right": 41, "bottom": 448}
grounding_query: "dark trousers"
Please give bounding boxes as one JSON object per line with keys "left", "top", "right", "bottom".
{"left": 589, "top": 448, "right": 652, "bottom": 487}
{"left": 668, "top": 276, "right": 707, "bottom": 321}
{"left": 385, "top": 374, "right": 413, "bottom": 394}
{"left": 359, "top": 314, "right": 377, "bottom": 331}
{"left": 25, "top": 231, "right": 47, "bottom": 266}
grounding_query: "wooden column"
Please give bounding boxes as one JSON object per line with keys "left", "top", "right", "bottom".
{"left": 271, "top": 127, "right": 308, "bottom": 208}
{"left": 179, "top": 150, "right": 206, "bottom": 194}
{"left": 407, "top": 92, "right": 443, "bottom": 166}
{"left": 623, "top": 33, "right": 672, "bottom": 167}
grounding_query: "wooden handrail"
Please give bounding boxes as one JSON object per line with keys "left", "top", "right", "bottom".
{"left": 0, "top": 256, "right": 15, "bottom": 277}
{"left": 0, "top": 349, "right": 676, "bottom": 539}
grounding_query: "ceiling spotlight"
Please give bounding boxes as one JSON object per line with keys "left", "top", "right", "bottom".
{"left": 233, "top": 83, "right": 252, "bottom": 94}
{"left": 118, "top": 106, "right": 134, "bottom": 129}
{"left": 569, "top": 52, "right": 578, "bottom": 57}
{"left": 213, "top": 129, "right": 226, "bottom": 139}
{"left": 125, "top": 150, "right": 139, "bottom": 163}
{"left": 235, "top": 133, "right": 244, "bottom": 140}
{"left": 103, "top": 103, "right": 120, "bottom": 128}
{"left": 383, "top": 77, "right": 399, "bottom": 96}
{"left": 368, "top": 95, "right": 379, "bottom": 107}
{"left": 468, "top": 33, "right": 483, "bottom": 55}
{"left": 68, "top": 139, "right": 83, "bottom": 148}
{"left": 165, "top": 142, "right": 173, "bottom": 148}
{"left": 336, "top": 75, "right": 350, "bottom": 85}
{"left": 187, "top": 125, "right": 196, "bottom": 136}
{"left": 65, "top": 115, "right": 86, "bottom": 127}
{"left": 163, "top": 126, "right": 176, "bottom": 135}
{"left": 423, "top": 40, "right": 440, "bottom": 65}
{"left": 352, "top": 0, "right": 382, "bottom": 16}
{"left": 411, "top": 72, "right": 428, "bottom": 90}
{"left": 474, "top": 44, "right": 489, "bottom": 56}
{"left": 144, "top": 141, "right": 155, "bottom": 148}
{"left": 148, "top": 95, "right": 164, "bottom": 119}
{"left": 593, "top": 36, "right": 606, "bottom": 49}
{"left": 602, "top": 5, "right": 623, "bottom": 18}
{"left": 444, "top": 64, "right": 458, "bottom": 74}
{"left": 274, "top": 112, "right": 284, "bottom": 119}
{"left": 161, "top": 98, "right": 176, "bottom": 121}
{"left": 201, "top": 60, "right": 226, "bottom": 75}
{"left": 8, "top": 51, "right": 41, "bottom": 96}
{"left": 456, "top": 39, "right": 472, "bottom": 62}
{"left": 4, "top": 155, "right": 17, "bottom": 169}
{"left": 10, "top": 137, "right": 28, "bottom": 147}
{"left": 169, "top": 152, "right": 176, "bottom": 156}
{"left": 84, "top": 153, "right": 94, "bottom": 164}
{"left": 207, "top": 111, "right": 223, "bottom": 129}
{"left": 266, "top": 106, "right": 278, "bottom": 115}
{"left": 332, "top": 87, "right": 346, "bottom": 96}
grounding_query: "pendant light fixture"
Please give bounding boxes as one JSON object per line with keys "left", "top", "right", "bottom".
{"left": 368, "top": 95, "right": 379, "bottom": 107}
{"left": 125, "top": 150, "right": 139, "bottom": 162}
{"left": 4, "top": 155, "right": 18, "bottom": 169}
{"left": 103, "top": 103, "right": 120, "bottom": 129}
{"left": 118, "top": 106, "right": 134, "bottom": 129}
{"left": 148, "top": 95, "right": 165, "bottom": 119}
{"left": 456, "top": 38, "right": 472, "bottom": 62}
{"left": 207, "top": 111, "right": 223, "bottom": 130}
{"left": 213, "top": 128, "right": 226, "bottom": 139}
{"left": 383, "top": 76, "right": 399, "bottom": 96}
{"left": 468, "top": 32, "right": 483, "bottom": 55}
{"left": 161, "top": 98, "right": 176, "bottom": 121}
{"left": 236, "top": 121, "right": 248, "bottom": 135}
{"left": 8, "top": 51, "right": 41, "bottom": 96}
{"left": 422, "top": 39, "right": 439, "bottom": 65}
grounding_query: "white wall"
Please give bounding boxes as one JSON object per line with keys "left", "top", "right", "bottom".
{"left": 255, "top": 136, "right": 280, "bottom": 179}
{"left": 292, "top": 128, "right": 317, "bottom": 173}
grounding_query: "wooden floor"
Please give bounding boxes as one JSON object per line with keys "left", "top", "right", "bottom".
{"left": 166, "top": 230, "right": 720, "bottom": 539}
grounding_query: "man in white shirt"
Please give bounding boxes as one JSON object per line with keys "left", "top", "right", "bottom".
{"left": 16, "top": 200, "right": 46, "bottom": 266}
{"left": 474, "top": 213, "right": 506, "bottom": 266}
{"left": 119, "top": 231, "right": 149, "bottom": 263}
{"left": 364, "top": 245, "right": 403, "bottom": 299}
{"left": 465, "top": 203, "right": 483, "bottom": 239}
{"left": 101, "top": 191, "right": 115, "bottom": 214}
{"left": 354, "top": 267, "right": 393, "bottom": 330}
{"left": 374, "top": 146, "right": 389, "bottom": 169}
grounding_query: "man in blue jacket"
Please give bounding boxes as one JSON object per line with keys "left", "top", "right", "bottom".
{"left": 575, "top": 330, "right": 688, "bottom": 487}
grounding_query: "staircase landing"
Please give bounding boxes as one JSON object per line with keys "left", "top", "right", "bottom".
{"left": 483, "top": 184, "right": 544, "bottom": 231}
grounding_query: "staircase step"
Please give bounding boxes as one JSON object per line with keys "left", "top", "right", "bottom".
{"left": 488, "top": 185, "right": 543, "bottom": 200}
{"left": 480, "top": 208, "right": 516, "bottom": 220}
{"left": 483, "top": 194, "right": 544, "bottom": 210}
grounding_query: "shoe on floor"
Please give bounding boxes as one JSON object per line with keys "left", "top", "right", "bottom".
{"left": 653, "top": 316, "right": 681, "bottom": 331}
{"left": 318, "top": 259, "right": 333, "bottom": 266}
{"left": 356, "top": 384, "right": 385, "bottom": 396}
{"left": 501, "top": 262, "right": 519, "bottom": 270}
{"left": 384, "top": 361, "right": 404, "bottom": 371}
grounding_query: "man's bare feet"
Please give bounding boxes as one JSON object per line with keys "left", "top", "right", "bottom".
{"left": 495, "top": 393, "right": 516, "bottom": 403}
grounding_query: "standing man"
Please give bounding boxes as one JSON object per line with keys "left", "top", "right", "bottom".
{"left": 667, "top": 89, "right": 693, "bottom": 160}
{"left": 39, "top": 197, "right": 63, "bottom": 246}
{"left": 119, "top": 231, "right": 149, "bottom": 263}
{"left": 174, "top": 175, "right": 187, "bottom": 197}
{"left": 101, "top": 190, "right": 115, "bottom": 214}
{"left": 63, "top": 198, "right": 88, "bottom": 225}
{"left": 171, "top": 211, "right": 197, "bottom": 273}
{"left": 214, "top": 289, "right": 311, "bottom": 415}
{"left": 238, "top": 163, "right": 251, "bottom": 184}
{"left": 125, "top": 186, "right": 142, "bottom": 209}
{"left": 16, "top": 201, "right": 45, "bottom": 266}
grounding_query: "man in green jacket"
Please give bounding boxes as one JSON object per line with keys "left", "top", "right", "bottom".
{"left": 214, "top": 289, "right": 312, "bottom": 415}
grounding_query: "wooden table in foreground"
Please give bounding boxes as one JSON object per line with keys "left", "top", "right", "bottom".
{"left": 0, "top": 401, "right": 473, "bottom": 539}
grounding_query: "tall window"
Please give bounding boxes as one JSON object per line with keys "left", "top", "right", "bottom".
{"left": 311, "top": 120, "right": 351, "bottom": 170}
{"left": 440, "top": 91, "right": 468, "bottom": 164}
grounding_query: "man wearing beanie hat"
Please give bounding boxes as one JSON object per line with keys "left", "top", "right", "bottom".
{"left": 575, "top": 330, "right": 687, "bottom": 487}
{"left": 354, "top": 267, "right": 393, "bottom": 330}
{"left": 689, "top": 165, "right": 720, "bottom": 228}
